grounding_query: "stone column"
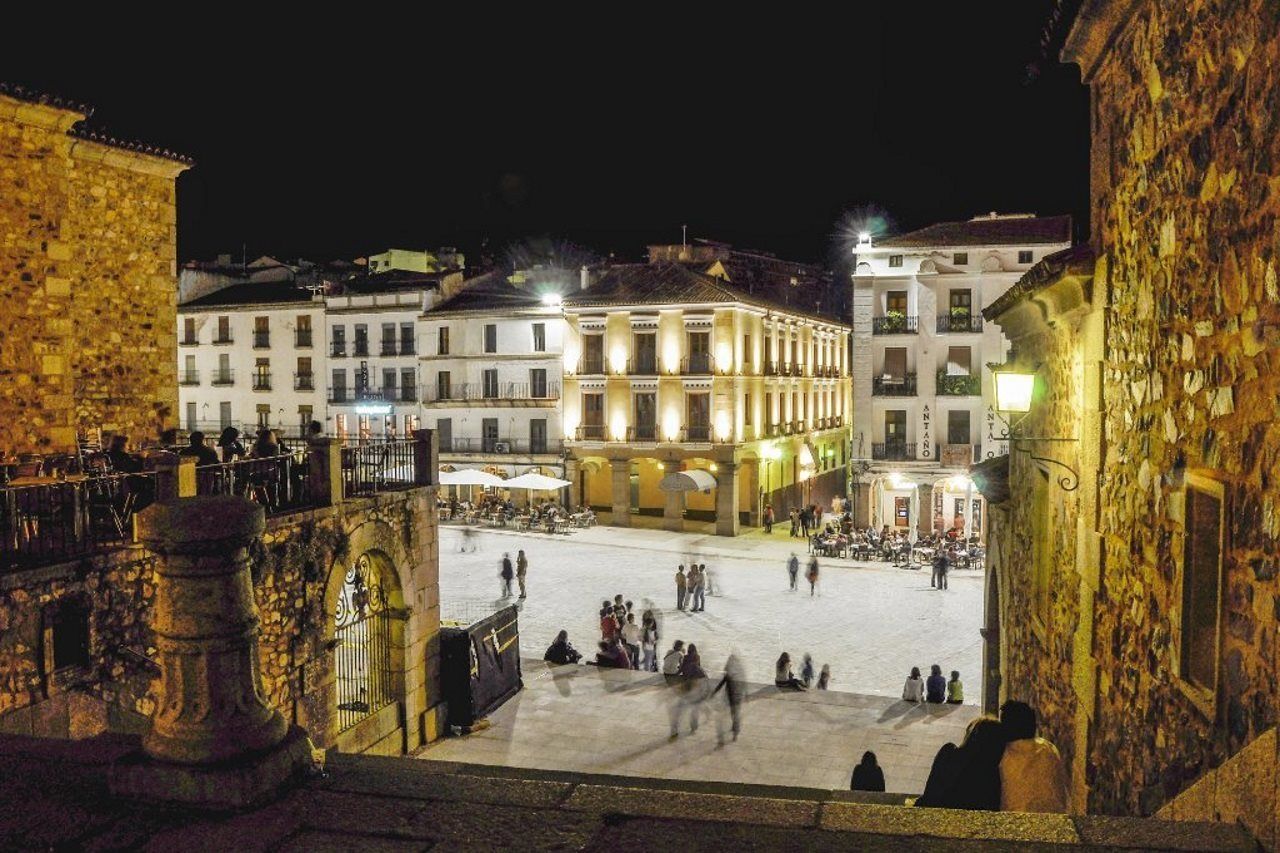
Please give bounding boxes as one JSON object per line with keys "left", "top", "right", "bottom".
{"left": 661, "top": 460, "right": 684, "bottom": 532}
{"left": 564, "top": 457, "right": 581, "bottom": 510}
{"left": 610, "top": 458, "right": 631, "bottom": 527}
{"left": 309, "top": 437, "right": 344, "bottom": 506}
{"left": 715, "top": 461, "right": 739, "bottom": 537}
{"left": 110, "top": 495, "right": 311, "bottom": 808}
{"left": 741, "top": 459, "right": 760, "bottom": 527}
{"left": 153, "top": 455, "right": 196, "bottom": 501}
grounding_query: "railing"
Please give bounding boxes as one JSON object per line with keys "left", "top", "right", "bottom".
{"left": 439, "top": 438, "right": 565, "bottom": 455}
{"left": 213, "top": 334, "right": 234, "bottom": 345}
{"left": 575, "top": 424, "right": 606, "bottom": 441}
{"left": 936, "top": 372, "right": 981, "bottom": 396}
{"left": 872, "top": 442, "right": 916, "bottom": 461}
{"left": 194, "top": 455, "right": 315, "bottom": 517}
{"left": 940, "top": 443, "right": 983, "bottom": 467}
{"left": 253, "top": 332, "right": 270, "bottom": 349}
{"left": 340, "top": 439, "right": 417, "bottom": 497}
{"left": 329, "top": 389, "right": 351, "bottom": 403}
{"left": 627, "top": 424, "right": 658, "bottom": 442}
{"left": 380, "top": 342, "right": 398, "bottom": 356}
{"left": 937, "top": 313, "right": 984, "bottom": 333}
{"left": 423, "top": 382, "right": 561, "bottom": 403}
{"left": 1, "top": 473, "right": 157, "bottom": 572}
{"left": 398, "top": 386, "right": 416, "bottom": 402}
{"left": 872, "top": 315, "right": 918, "bottom": 334}
{"left": 765, "top": 361, "right": 779, "bottom": 376}
{"left": 681, "top": 425, "right": 711, "bottom": 442}
{"left": 179, "top": 370, "right": 200, "bottom": 386}
{"left": 400, "top": 341, "right": 416, "bottom": 355}
{"left": 831, "top": 414, "right": 843, "bottom": 428}
{"left": 331, "top": 342, "right": 347, "bottom": 357}
{"left": 681, "top": 353, "right": 712, "bottom": 375}
{"left": 765, "top": 422, "right": 780, "bottom": 437}
{"left": 353, "top": 342, "right": 369, "bottom": 357}
{"left": 577, "top": 356, "right": 605, "bottom": 375}
{"left": 628, "top": 357, "right": 658, "bottom": 375}
{"left": 295, "top": 329, "right": 312, "bottom": 348}
{"left": 211, "top": 370, "right": 235, "bottom": 386}
{"left": 294, "top": 373, "right": 315, "bottom": 391}
{"left": 252, "top": 373, "right": 272, "bottom": 391}
{"left": 873, "top": 374, "right": 917, "bottom": 396}
{"left": 793, "top": 420, "right": 806, "bottom": 433}
{"left": 180, "top": 336, "right": 198, "bottom": 346}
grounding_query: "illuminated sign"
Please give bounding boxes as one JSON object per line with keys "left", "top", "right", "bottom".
{"left": 355, "top": 404, "right": 393, "bottom": 415}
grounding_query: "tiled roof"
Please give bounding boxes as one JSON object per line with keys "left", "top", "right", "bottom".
{"left": 180, "top": 281, "right": 317, "bottom": 309}
{"left": 983, "top": 244, "right": 1096, "bottom": 320}
{"left": 876, "top": 215, "right": 1073, "bottom": 248}
{"left": 426, "top": 271, "right": 548, "bottom": 314}
{"left": 0, "top": 81, "right": 93, "bottom": 116}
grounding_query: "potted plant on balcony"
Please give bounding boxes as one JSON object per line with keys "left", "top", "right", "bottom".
{"left": 883, "top": 309, "right": 906, "bottom": 334}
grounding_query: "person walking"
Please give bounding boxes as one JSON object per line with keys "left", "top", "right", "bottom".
{"left": 670, "top": 644, "right": 708, "bottom": 737}
{"left": 691, "top": 564, "right": 707, "bottom": 612}
{"left": 764, "top": 503, "right": 775, "bottom": 534}
{"left": 710, "top": 653, "right": 746, "bottom": 744}
{"left": 788, "top": 553, "right": 800, "bottom": 591}
{"left": 806, "top": 555, "right": 820, "bottom": 596}
{"left": 902, "top": 666, "right": 926, "bottom": 702}
{"left": 799, "top": 506, "right": 811, "bottom": 538}
{"left": 926, "top": 664, "right": 947, "bottom": 703}
{"left": 499, "top": 553, "right": 514, "bottom": 598}
{"left": 675, "top": 565, "right": 688, "bottom": 610}
{"left": 515, "top": 549, "right": 528, "bottom": 598}
{"left": 789, "top": 508, "right": 799, "bottom": 537}
{"left": 851, "top": 751, "right": 886, "bottom": 792}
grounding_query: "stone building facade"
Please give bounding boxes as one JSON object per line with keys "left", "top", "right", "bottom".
{"left": 0, "top": 85, "right": 188, "bottom": 455}
{"left": 981, "top": 2, "right": 1280, "bottom": 846}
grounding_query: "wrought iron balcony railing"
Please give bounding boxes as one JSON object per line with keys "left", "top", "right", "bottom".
{"left": 936, "top": 313, "right": 984, "bottom": 334}
{"left": 936, "top": 371, "right": 981, "bottom": 396}
{"left": 872, "top": 373, "right": 917, "bottom": 396}
{"left": 872, "top": 442, "right": 916, "bottom": 461}
{"left": 872, "top": 315, "right": 918, "bottom": 335}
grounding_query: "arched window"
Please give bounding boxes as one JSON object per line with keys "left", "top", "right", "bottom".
{"left": 334, "top": 553, "right": 394, "bottom": 732}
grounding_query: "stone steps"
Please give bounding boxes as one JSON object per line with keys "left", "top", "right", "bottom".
{"left": 327, "top": 751, "right": 1256, "bottom": 851}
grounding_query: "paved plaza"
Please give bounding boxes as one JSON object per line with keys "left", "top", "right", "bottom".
{"left": 436, "top": 523, "right": 984, "bottom": 698}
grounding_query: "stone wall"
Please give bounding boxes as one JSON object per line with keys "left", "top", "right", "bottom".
{"left": 0, "top": 93, "right": 185, "bottom": 455}
{"left": 0, "top": 487, "right": 444, "bottom": 755}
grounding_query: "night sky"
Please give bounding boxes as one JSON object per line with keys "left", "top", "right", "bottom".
{"left": 4, "top": 6, "right": 1088, "bottom": 271}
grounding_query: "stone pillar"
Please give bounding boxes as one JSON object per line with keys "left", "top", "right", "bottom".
{"left": 610, "top": 458, "right": 631, "bottom": 527}
{"left": 741, "top": 459, "right": 760, "bottom": 526}
{"left": 564, "top": 457, "right": 581, "bottom": 510}
{"left": 715, "top": 461, "right": 739, "bottom": 537}
{"left": 412, "top": 428, "right": 436, "bottom": 487}
{"left": 153, "top": 455, "right": 196, "bottom": 501}
{"left": 110, "top": 495, "right": 311, "bottom": 808}
{"left": 661, "top": 460, "right": 684, "bottom": 532}
{"left": 309, "top": 437, "right": 344, "bottom": 506}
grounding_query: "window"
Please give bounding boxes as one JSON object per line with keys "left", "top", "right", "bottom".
{"left": 42, "top": 596, "right": 90, "bottom": 676}
{"left": 436, "top": 418, "right": 452, "bottom": 451}
{"left": 886, "top": 291, "right": 908, "bottom": 314}
{"left": 219, "top": 401, "right": 232, "bottom": 430}
{"left": 947, "top": 410, "right": 971, "bottom": 445}
{"left": 186, "top": 401, "right": 197, "bottom": 432}
{"left": 254, "top": 316, "right": 270, "bottom": 348}
{"left": 1018, "top": 250, "right": 1034, "bottom": 264}
{"left": 686, "top": 392, "right": 710, "bottom": 440}
{"left": 888, "top": 255, "right": 903, "bottom": 268}
{"left": 632, "top": 332, "right": 657, "bottom": 373}
{"left": 437, "top": 326, "right": 450, "bottom": 355}
{"left": 331, "top": 325, "right": 346, "bottom": 356}
{"left": 296, "top": 315, "right": 312, "bottom": 347}
{"left": 335, "top": 414, "right": 348, "bottom": 440}
{"left": 532, "top": 322, "right": 546, "bottom": 353}
{"left": 482, "top": 418, "right": 499, "bottom": 452}
{"left": 581, "top": 393, "right": 604, "bottom": 439}
{"left": 399, "top": 323, "right": 415, "bottom": 355}
{"left": 381, "top": 323, "right": 396, "bottom": 355}
{"left": 254, "top": 358, "right": 271, "bottom": 391}
{"left": 382, "top": 368, "right": 397, "bottom": 398}
{"left": 331, "top": 368, "right": 347, "bottom": 402}
{"left": 744, "top": 393, "right": 753, "bottom": 427}
{"left": 216, "top": 316, "right": 231, "bottom": 343}
{"left": 482, "top": 368, "right": 499, "bottom": 399}
{"left": 530, "top": 419, "right": 547, "bottom": 453}
{"left": 298, "top": 405, "right": 313, "bottom": 436}
{"left": 581, "top": 334, "right": 604, "bottom": 373}
{"left": 687, "top": 331, "right": 710, "bottom": 373}
{"left": 296, "top": 357, "right": 313, "bottom": 390}
{"left": 530, "top": 368, "right": 547, "bottom": 398}
{"left": 1180, "top": 475, "right": 1225, "bottom": 698}
{"left": 883, "top": 347, "right": 907, "bottom": 380}
{"left": 353, "top": 324, "right": 368, "bottom": 356}
{"left": 256, "top": 404, "right": 271, "bottom": 430}
{"left": 950, "top": 289, "right": 972, "bottom": 314}
{"left": 633, "top": 393, "right": 656, "bottom": 440}
{"left": 182, "top": 354, "right": 196, "bottom": 385}
{"left": 215, "top": 353, "right": 232, "bottom": 385}
{"left": 484, "top": 323, "right": 497, "bottom": 353}
{"left": 400, "top": 368, "right": 416, "bottom": 401}
{"left": 742, "top": 333, "right": 752, "bottom": 371}
{"left": 946, "top": 346, "right": 972, "bottom": 376}
{"left": 953, "top": 252, "right": 968, "bottom": 265}
{"left": 182, "top": 317, "right": 196, "bottom": 344}
{"left": 436, "top": 371, "right": 451, "bottom": 400}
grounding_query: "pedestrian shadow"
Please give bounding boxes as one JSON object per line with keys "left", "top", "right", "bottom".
{"left": 877, "top": 699, "right": 922, "bottom": 724}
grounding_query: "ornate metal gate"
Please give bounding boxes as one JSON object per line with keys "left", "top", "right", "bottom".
{"left": 334, "top": 553, "right": 394, "bottom": 732}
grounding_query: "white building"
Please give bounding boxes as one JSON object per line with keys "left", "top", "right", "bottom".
{"left": 849, "top": 212, "right": 1072, "bottom": 539}
{"left": 419, "top": 269, "right": 570, "bottom": 480}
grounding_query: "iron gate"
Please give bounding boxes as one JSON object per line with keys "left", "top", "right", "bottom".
{"left": 334, "top": 553, "right": 394, "bottom": 732}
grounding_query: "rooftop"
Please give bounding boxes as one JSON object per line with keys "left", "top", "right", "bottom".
{"left": 983, "top": 244, "right": 1097, "bottom": 320}
{"left": 874, "top": 214, "right": 1073, "bottom": 249}
{"left": 180, "top": 280, "right": 318, "bottom": 309}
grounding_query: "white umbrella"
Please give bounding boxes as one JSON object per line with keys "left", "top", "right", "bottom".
{"left": 658, "top": 469, "right": 717, "bottom": 493}
{"left": 439, "top": 468, "right": 505, "bottom": 487}
{"left": 504, "top": 472, "right": 571, "bottom": 491}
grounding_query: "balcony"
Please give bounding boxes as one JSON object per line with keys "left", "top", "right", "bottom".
{"left": 872, "top": 315, "right": 918, "bottom": 335}
{"left": 792, "top": 420, "right": 806, "bottom": 433}
{"left": 577, "top": 356, "right": 605, "bottom": 376}
{"left": 765, "top": 361, "right": 779, "bottom": 376}
{"left": 765, "top": 422, "right": 780, "bottom": 437}
{"left": 439, "top": 437, "right": 565, "bottom": 456}
{"left": 353, "top": 342, "right": 370, "bottom": 357}
{"left": 576, "top": 424, "right": 606, "bottom": 441}
{"left": 252, "top": 373, "right": 272, "bottom": 391}
{"left": 681, "top": 353, "right": 712, "bottom": 375}
{"left": 872, "top": 442, "right": 916, "bottom": 461}
{"left": 681, "top": 425, "right": 711, "bottom": 442}
{"left": 213, "top": 333, "right": 234, "bottom": 345}
{"left": 211, "top": 370, "right": 235, "bottom": 386}
{"left": 179, "top": 370, "right": 200, "bottom": 386}
{"left": 294, "top": 372, "right": 315, "bottom": 391}
{"left": 873, "top": 373, "right": 917, "bottom": 396}
{"left": 936, "top": 371, "right": 981, "bottom": 396}
{"left": 295, "top": 330, "right": 313, "bottom": 348}
{"left": 940, "top": 443, "right": 983, "bottom": 467}
{"left": 400, "top": 341, "right": 416, "bottom": 356}
{"left": 380, "top": 342, "right": 398, "bottom": 356}
{"left": 627, "top": 424, "right": 658, "bottom": 442}
{"left": 398, "top": 386, "right": 417, "bottom": 403}
{"left": 628, "top": 356, "right": 658, "bottom": 376}
{"left": 253, "top": 332, "right": 271, "bottom": 349}
{"left": 422, "top": 381, "right": 561, "bottom": 403}
{"left": 180, "top": 335, "right": 198, "bottom": 347}
{"left": 937, "top": 313, "right": 984, "bottom": 334}
{"left": 328, "top": 388, "right": 351, "bottom": 403}
{"left": 331, "top": 342, "right": 348, "bottom": 357}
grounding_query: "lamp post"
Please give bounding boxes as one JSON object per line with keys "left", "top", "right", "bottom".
{"left": 991, "top": 364, "right": 1079, "bottom": 491}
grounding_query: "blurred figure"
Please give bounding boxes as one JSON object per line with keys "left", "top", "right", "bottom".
{"left": 640, "top": 611, "right": 660, "bottom": 672}
{"left": 662, "top": 639, "right": 686, "bottom": 680}
{"left": 775, "top": 652, "right": 806, "bottom": 690}
{"left": 817, "top": 664, "right": 832, "bottom": 690}
{"left": 516, "top": 550, "right": 528, "bottom": 598}
{"left": 711, "top": 653, "right": 746, "bottom": 744}
{"left": 544, "top": 630, "right": 582, "bottom": 665}
{"left": 217, "top": 426, "right": 247, "bottom": 463}
{"left": 669, "top": 643, "right": 708, "bottom": 737}
{"left": 801, "top": 654, "right": 815, "bottom": 688}
{"left": 675, "top": 565, "right": 687, "bottom": 610}
{"left": 620, "top": 613, "right": 642, "bottom": 670}
{"left": 787, "top": 553, "right": 800, "bottom": 591}
{"left": 763, "top": 502, "right": 774, "bottom": 533}
{"left": 595, "top": 638, "right": 631, "bottom": 669}
{"left": 806, "top": 555, "right": 820, "bottom": 595}
{"left": 851, "top": 751, "right": 886, "bottom": 792}
{"left": 499, "top": 553, "right": 514, "bottom": 598}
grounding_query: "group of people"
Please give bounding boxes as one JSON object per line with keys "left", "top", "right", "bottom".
{"left": 673, "top": 563, "right": 713, "bottom": 612}
{"left": 661, "top": 641, "right": 746, "bottom": 743}
{"left": 498, "top": 550, "right": 529, "bottom": 599}
{"left": 594, "top": 595, "right": 661, "bottom": 671}
{"left": 902, "top": 664, "right": 965, "bottom": 704}
{"left": 785, "top": 553, "right": 822, "bottom": 594}
{"left": 775, "top": 651, "right": 831, "bottom": 690}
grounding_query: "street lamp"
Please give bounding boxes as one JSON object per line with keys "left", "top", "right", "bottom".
{"left": 992, "top": 369, "right": 1035, "bottom": 415}
{"left": 989, "top": 362, "right": 1079, "bottom": 491}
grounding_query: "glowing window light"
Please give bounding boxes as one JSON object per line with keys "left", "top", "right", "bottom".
{"left": 993, "top": 369, "right": 1035, "bottom": 414}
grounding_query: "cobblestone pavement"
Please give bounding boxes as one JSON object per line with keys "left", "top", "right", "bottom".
{"left": 437, "top": 523, "right": 984, "bottom": 699}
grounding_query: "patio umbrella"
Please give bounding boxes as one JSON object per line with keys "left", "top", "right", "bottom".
{"left": 503, "top": 472, "right": 571, "bottom": 491}
{"left": 658, "top": 469, "right": 717, "bottom": 493}
{"left": 438, "top": 468, "right": 505, "bottom": 487}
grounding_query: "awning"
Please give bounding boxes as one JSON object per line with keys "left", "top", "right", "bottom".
{"left": 503, "top": 472, "right": 571, "bottom": 491}
{"left": 658, "top": 469, "right": 718, "bottom": 493}
{"left": 438, "top": 468, "right": 505, "bottom": 487}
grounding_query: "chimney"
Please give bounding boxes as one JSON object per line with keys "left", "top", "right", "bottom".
{"left": 580, "top": 265, "right": 590, "bottom": 291}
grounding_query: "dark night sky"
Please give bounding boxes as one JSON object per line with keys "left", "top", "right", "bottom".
{"left": 4, "top": 6, "right": 1088, "bottom": 270}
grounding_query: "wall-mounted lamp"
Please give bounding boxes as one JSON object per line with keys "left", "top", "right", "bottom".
{"left": 990, "top": 363, "right": 1079, "bottom": 491}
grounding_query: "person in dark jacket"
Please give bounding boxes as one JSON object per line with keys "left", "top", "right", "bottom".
{"left": 180, "top": 431, "right": 220, "bottom": 467}
{"left": 851, "top": 751, "right": 886, "bottom": 792}
{"left": 915, "top": 716, "right": 1007, "bottom": 811}
{"left": 499, "top": 553, "right": 514, "bottom": 597}
{"left": 217, "top": 427, "right": 247, "bottom": 463}
{"left": 544, "top": 630, "right": 582, "bottom": 665}
{"left": 926, "top": 664, "right": 947, "bottom": 703}
{"left": 710, "top": 653, "right": 746, "bottom": 743}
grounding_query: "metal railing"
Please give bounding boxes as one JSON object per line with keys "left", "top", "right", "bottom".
{"left": 211, "top": 370, "right": 235, "bottom": 386}
{"left": 423, "top": 381, "right": 561, "bottom": 403}
{"left": 213, "top": 334, "right": 234, "bottom": 345}
{"left": 575, "top": 424, "right": 606, "bottom": 441}
{"left": 253, "top": 332, "right": 271, "bottom": 349}
{"left": 294, "top": 373, "right": 315, "bottom": 391}
{"left": 340, "top": 439, "right": 417, "bottom": 497}
{"left": 872, "top": 315, "right": 918, "bottom": 334}
{"left": 577, "top": 356, "right": 605, "bottom": 375}
{"left": 765, "top": 361, "right": 779, "bottom": 376}
{"left": 400, "top": 341, "right": 415, "bottom": 355}
{"left": 331, "top": 342, "right": 348, "bottom": 357}
{"left": 179, "top": 370, "right": 200, "bottom": 386}
{"left": 194, "top": 454, "right": 315, "bottom": 517}
{"left": 627, "top": 424, "right": 658, "bottom": 442}
{"left": 252, "top": 373, "right": 272, "bottom": 391}
{"left": 681, "top": 354, "right": 712, "bottom": 375}
{"left": 180, "top": 335, "right": 198, "bottom": 346}
{"left": 295, "top": 329, "right": 313, "bottom": 348}
{"left": 353, "top": 342, "right": 370, "bottom": 357}
{"left": 329, "top": 389, "right": 351, "bottom": 403}
{"left": 872, "top": 442, "right": 916, "bottom": 461}
{"left": 628, "top": 357, "right": 659, "bottom": 375}
{"left": 939, "top": 443, "right": 983, "bottom": 466}
{"left": 936, "top": 372, "right": 981, "bottom": 396}
{"left": 1, "top": 473, "right": 157, "bottom": 572}
{"left": 380, "top": 342, "right": 398, "bottom": 356}
{"left": 439, "top": 438, "right": 564, "bottom": 455}
{"left": 873, "top": 374, "right": 917, "bottom": 396}
{"left": 681, "top": 424, "right": 711, "bottom": 442}
{"left": 937, "top": 313, "right": 984, "bottom": 333}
